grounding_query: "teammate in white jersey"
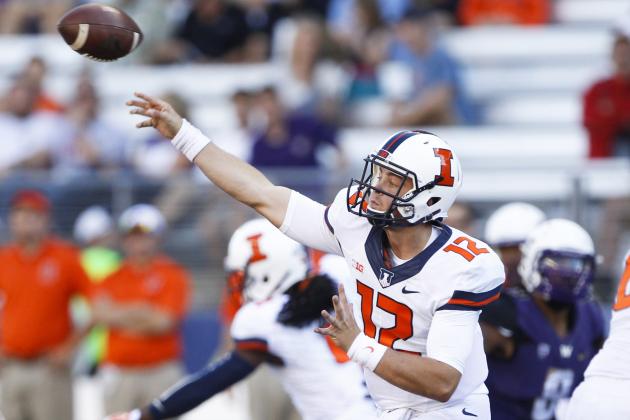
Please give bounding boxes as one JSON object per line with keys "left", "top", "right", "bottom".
{"left": 126, "top": 93, "right": 505, "bottom": 419}
{"left": 107, "top": 218, "right": 375, "bottom": 420}
{"left": 565, "top": 250, "right": 630, "bottom": 419}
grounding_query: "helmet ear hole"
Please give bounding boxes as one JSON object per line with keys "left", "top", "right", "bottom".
{"left": 262, "top": 276, "right": 269, "bottom": 283}
{"left": 427, "top": 197, "right": 441, "bottom": 207}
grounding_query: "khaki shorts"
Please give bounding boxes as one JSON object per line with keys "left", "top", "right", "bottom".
{"left": 1, "top": 358, "right": 73, "bottom": 420}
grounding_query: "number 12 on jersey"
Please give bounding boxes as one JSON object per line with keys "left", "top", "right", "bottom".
{"left": 356, "top": 280, "right": 414, "bottom": 349}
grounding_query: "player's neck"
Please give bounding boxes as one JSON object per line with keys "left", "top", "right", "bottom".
{"left": 532, "top": 295, "right": 571, "bottom": 338}
{"left": 384, "top": 223, "right": 433, "bottom": 260}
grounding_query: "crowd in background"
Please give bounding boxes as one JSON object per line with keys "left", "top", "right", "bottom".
{"left": 0, "top": 0, "right": 627, "bottom": 276}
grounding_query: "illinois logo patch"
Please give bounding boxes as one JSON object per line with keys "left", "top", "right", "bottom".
{"left": 378, "top": 268, "right": 395, "bottom": 288}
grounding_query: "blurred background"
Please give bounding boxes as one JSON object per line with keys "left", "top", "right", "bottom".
{"left": 0, "top": 0, "right": 629, "bottom": 418}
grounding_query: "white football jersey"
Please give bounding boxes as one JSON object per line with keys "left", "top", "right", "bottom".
{"left": 284, "top": 188, "right": 505, "bottom": 413}
{"left": 231, "top": 256, "right": 376, "bottom": 420}
{"left": 583, "top": 253, "right": 630, "bottom": 380}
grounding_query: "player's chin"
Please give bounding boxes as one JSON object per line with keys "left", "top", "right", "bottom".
{"left": 368, "top": 199, "right": 390, "bottom": 214}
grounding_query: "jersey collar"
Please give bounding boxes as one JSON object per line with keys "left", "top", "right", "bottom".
{"left": 364, "top": 222, "right": 452, "bottom": 288}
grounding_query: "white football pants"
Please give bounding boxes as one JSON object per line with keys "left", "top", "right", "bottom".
{"left": 376, "top": 393, "right": 490, "bottom": 420}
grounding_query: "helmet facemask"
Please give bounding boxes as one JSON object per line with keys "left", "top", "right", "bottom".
{"left": 533, "top": 249, "right": 595, "bottom": 304}
{"left": 347, "top": 153, "right": 442, "bottom": 228}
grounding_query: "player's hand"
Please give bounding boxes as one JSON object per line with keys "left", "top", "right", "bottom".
{"left": 315, "top": 284, "right": 361, "bottom": 352}
{"left": 127, "top": 92, "right": 183, "bottom": 139}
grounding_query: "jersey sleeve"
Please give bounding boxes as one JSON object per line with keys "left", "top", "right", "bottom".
{"left": 426, "top": 309, "right": 480, "bottom": 374}
{"left": 230, "top": 302, "right": 273, "bottom": 354}
{"left": 279, "top": 189, "right": 344, "bottom": 256}
{"left": 435, "top": 251, "right": 505, "bottom": 312}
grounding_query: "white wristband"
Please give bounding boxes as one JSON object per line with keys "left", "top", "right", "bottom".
{"left": 171, "top": 119, "right": 211, "bottom": 162}
{"left": 347, "top": 332, "right": 387, "bottom": 371}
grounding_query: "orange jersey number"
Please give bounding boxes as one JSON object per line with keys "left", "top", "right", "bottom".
{"left": 444, "top": 236, "right": 489, "bottom": 262}
{"left": 357, "top": 280, "right": 413, "bottom": 348}
{"left": 613, "top": 257, "right": 630, "bottom": 311}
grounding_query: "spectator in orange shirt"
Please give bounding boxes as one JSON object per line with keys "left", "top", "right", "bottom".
{"left": 0, "top": 189, "right": 92, "bottom": 420}
{"left": 93, "top": 204, "right": 190, "bottom": 414}
{"left": 458, "top": 0, "right": 550, "bottom": 26}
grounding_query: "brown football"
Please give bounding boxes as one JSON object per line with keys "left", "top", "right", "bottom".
{"left": 57, "top": 3, "right": 143, "bottom": 62}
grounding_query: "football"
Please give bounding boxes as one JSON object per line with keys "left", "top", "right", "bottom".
{"left": 57, "top": 3, "right": 143, "bottom": 62}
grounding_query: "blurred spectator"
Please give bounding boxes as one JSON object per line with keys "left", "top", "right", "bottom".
{"left": 328, "top": 0, "right": 410, "bottom": 27}
{"left": 53, "top": 76, "right": 127, "bottom": 177}
{"left": 333, "top": 0, "right": 390, "bottom": 102}
{"left": 93, "top": 204, "right": 189, "bottom": 413}
{"left": 240, "top": 0, "right": 289, "bottom": 61}
{"left": 232, "top": 89, "right": 255, "bottom": 131}
{"left": 389, "top": 8, "right": 473, "bottom": 125}
{"left": 282, "top": 15, "right": 328, "bottom": 110}
{"left": 289, "top": 0, "right": 331, "bottom": 17}
{"left": 585, "top": 18, "right": 630, "bottom": 293}
{"left": 0, "top": 189, "right": 92, "bottom": 420}
{"left": 170, "top": 0, "right": 249, "bottom": 62}
{"left": 458, "top": 0, "right": 549, "bottom": 26}
{"left": 0, "top": 78, "right": 68, "bottom": 175}
{"left": 20, "top": 56, "right": 64, "bottom": 113}
{"left": 107, "top": 0, "right": 181, "bottom": 64}
{"left": 249, "top": 86, "right": 341, "bottom": 168}
{"left": 484, "top": 202, "right": 546, "bottom": 289}
{"left": 583, "top": 20, "right": 630, "bottom": 159}
{"left": 72, "top": 206, "right": 122, "bottom": 375}
{"left": 0, "top": 0, "right": 70, "bottom": 34}
{"left": 418, "top": 0, "right": 460, "bottom": 27}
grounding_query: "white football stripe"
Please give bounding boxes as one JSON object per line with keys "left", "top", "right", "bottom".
{"left": 71, "top": 24, "right": 90, "bottom": 51}
{"left": 131, "top": 32, "right": 140, "bottom": 52}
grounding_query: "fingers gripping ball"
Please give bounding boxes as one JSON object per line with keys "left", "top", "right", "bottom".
{"left": 57, "top": 3, "right": 143, "bottom": 61}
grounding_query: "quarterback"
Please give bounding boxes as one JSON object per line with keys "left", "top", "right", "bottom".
{"left": 127, "top": 92, "right": 505, "bottom": 419}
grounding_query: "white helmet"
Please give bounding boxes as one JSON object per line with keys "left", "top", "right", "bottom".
{"left": 119, "top": 204, "right": 166, "bottom": 235}
{"left": 485, "top": 202, "right": 546, "bottom": 247}
{"left": 348, "top": 130, "right": 463, "bottom": 227}
{"left": 224, "top": 218, "right": 308, "bottom": 302}
{"left": 519, "top": 219, "right": 596, "bottom": 303}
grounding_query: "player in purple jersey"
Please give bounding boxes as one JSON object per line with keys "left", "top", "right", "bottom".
{"left": 480, "top": 219, "right": 605, "bottom": 420}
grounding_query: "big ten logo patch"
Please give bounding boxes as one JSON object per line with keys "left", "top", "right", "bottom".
{"left": 352, "top": 259, "right": 364, "bottom": 273}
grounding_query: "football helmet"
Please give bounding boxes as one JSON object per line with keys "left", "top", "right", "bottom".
{"left": 224, "top": 218, "right": 308, "bottom": 302}
{"left": 485, "top": 202, "right": 546, "bottom": 247}
{"left": 347, "top": 130, "right": 463, "bottom": 227}
{"left": 519, "top": 219, "right": 596, "bottom": 303}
